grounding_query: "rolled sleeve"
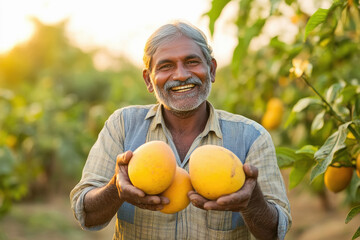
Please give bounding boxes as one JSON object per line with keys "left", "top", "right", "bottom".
{"left": 70, "top": 175, "right": 114, "bottom": 230}
{"left": 272, "top": 203, "right": 290, "bottom": 240}
{"left": 71, "top": 186, "right": 110, "bottom": 231}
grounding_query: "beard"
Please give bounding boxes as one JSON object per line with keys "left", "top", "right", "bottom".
{"left": 152, "top": 71, "right": 212, "bottom": 114}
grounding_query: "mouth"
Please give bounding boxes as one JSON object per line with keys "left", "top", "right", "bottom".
{"left": 171, "top": 84, "right": 196, "bottom": 93}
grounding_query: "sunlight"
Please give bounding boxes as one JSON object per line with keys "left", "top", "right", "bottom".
{"left": 0, "top": 0, "right": 333, "bottom": 69}
{"left": 0, "top": 0, "right": 238, "bottom": 68}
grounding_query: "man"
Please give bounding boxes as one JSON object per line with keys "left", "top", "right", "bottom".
{"left": 70, "top": 21, "right": 291, "bottom": 240}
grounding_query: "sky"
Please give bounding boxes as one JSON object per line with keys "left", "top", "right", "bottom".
{"left": 0, "top": 0, "right": 330, "bottom": 69}
{"left": 0, "top": 0, "right": 240, "bottom": 68}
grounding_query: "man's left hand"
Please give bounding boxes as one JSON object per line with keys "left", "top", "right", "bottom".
{"left": 188, "top": 164, "right": 258, "bottom": 211}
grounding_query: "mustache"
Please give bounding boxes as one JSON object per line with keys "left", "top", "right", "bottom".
{"left": 164, "top": 77, "right": 203, "bottom": 91}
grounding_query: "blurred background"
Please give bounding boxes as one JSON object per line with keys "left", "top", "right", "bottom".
{"left": 0, "top": 0, "right": 359, "bottom": 239}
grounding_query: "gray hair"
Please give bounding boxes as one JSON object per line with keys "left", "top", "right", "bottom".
{"left": 143, "top": 21, "right": 213, "bottom": 70}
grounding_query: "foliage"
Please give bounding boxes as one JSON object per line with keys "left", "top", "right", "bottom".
{"left": 0, "top": 18, "right": 153, "bottom": 217}
{"left": 206, "top": 0, "right": 360, "bottom": 238}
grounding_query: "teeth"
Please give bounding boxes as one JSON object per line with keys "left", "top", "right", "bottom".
{"left": 171, "top": 84, "right": 195, "bottom": 92}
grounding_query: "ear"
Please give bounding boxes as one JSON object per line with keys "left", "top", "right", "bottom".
{"left": 143, "top": 69, "right": 154, "bottom": 93}
{"left": 209, "top": 58, "right": 217, "bottom": 83}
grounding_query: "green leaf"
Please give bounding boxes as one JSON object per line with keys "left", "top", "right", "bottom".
{"left": 231, "top": 39, "right": 246, "bottom": 77}
{"left": 339, "top": 85, "right": 359, "bottom": 105}
{"left": 311, "top": 110, "right": 325, "bottom": 135}
{"left": 351, "top": 227, "right": 360, "bottom": 240}
{"left": 284, "top": 111, "right": 296, "bottom": 129}
{"left": 295, "top": 145, "right": 318, "bottom": 156}
{"left": 275, "top": 147, "right": 297, "bottom": 168}
{"left": 310, "top": 173, "right": 325, "bottom": 192}
{"left": 348, "top": 174, "right": 360, "bottom": 201}
{"left": 231, "top": 19, "right": 266, "bottom": 77}
{"left": 304, "top": 8, "right": 329, "bottom": 41}
{"left": 289, "top": 157, "right": 314, "bottom": 189}
{"left": 237, "top": 0, "right": 252, "bottom": 27}
{"left": 333, "top": 104, "right": 350, "bottom": 119}
{"left": 325, "top": 82, "right": 344, "bottom": 103}
{"left": 310, "top": 122, "right": 351, "bottom": 181}
{"left": 0, "top": 146, "right": 16, "bottom": 175}
{"left": 292, "top": 97, "right": 322, "bottom": 113}
{"left": 354, "top": 95, "right": 360, "bottom": 118}
{"left": 204, "top": 0, "right": 232, "bottom": 36}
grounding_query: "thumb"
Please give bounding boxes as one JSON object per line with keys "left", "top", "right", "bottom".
{"left": 116, "top": 151, "right": 133, "bottom": 165}
{"left": 243, "top": 164, "right": 258, "bottom": 179}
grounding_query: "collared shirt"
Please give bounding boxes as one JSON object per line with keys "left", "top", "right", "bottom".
{"left": 70, "top": 102, "right": 291, "bottom": 240}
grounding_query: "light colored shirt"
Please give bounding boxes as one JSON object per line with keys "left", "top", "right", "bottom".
{"left": 70, "top": 102, "right": 291, "bottom": 240}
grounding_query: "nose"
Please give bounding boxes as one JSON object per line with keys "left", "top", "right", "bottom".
{"left": 173, "top": 63, "right": 191, "bottom": 81}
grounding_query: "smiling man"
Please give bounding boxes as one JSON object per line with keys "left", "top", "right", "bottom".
{"left": 70, "top": 21, "right": 291, "bottom": 240}
{"left": 143, "top": 34, "right": 214, "bottom": 115}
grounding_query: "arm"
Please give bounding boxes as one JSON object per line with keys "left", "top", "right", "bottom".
{"left": 83, "top": 175, "right": 123, "bottom": 227}
{"left": 240, "top": 176, "right": 278, "bottom": 240}
{"left": 188, "top": 130, "right": 291, "bottom": 239}
{"left": 83, "top": 151, "right": 169, "bottom": 228}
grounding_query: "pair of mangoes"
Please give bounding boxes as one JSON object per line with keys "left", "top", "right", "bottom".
{"left": 128, "top": 141, "right": 245, "bottom": 214}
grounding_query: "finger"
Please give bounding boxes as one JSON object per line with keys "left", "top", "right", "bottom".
{"left": 203, "top": 201, "right": 241, "bottom": 211}
{"left": 136, "top": 203, "right": 165, "bottom": 211}
{"left": 139, "top": 195, "right": 165, "bottom": 205}
{"left": 216, "top": 192, "right": 241, "bottom": 206}
{"left": 130, "top": 196, "right": 167, "bottom": 211}
{"left": 216, "top": 178, "right": 257, "bottom": 206}
{"left": 187, "top": 190, "right": 196, "bottom": 196}
{"left": 117, "top": 176, "right": 145, "bottom": 198}
{"left": 188, "top": 192, "right": 208, "bottom": 209}
{"left": 159, "top": 196, "right": 170, "bottom": 205}
{"left": 203, "top": 200, "right": 220, "bottom": 210}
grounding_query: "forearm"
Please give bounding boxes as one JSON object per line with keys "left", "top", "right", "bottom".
{"left": 84, "top": 175, "right": 123, "bottom": 227}
{"left": 241, "top": 183, "right": 278, "bottom": 240}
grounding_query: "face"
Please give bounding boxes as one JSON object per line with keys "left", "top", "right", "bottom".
{"left": 143, "top": 35, "right": 217, "bottom": 113}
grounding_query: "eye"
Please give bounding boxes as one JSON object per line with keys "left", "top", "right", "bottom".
{"left": 187, "top": 59, "right": 200, "bottom": 66}
{"left": 158, "top": 64, "right": 172, "bottom": 71}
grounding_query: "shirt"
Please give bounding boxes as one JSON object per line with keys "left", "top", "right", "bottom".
{"left": 70, "top": 102, "right": 291, "bottom": 240}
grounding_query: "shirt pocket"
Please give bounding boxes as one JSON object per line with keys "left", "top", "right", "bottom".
{"left": 205, "top": 211, "right": 248, "bottom": 240}
{"left": 206, "top": 210, "right": 245, "bottom": 231}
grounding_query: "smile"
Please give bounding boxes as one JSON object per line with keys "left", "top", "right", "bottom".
{"left": 171, "top": 84, "right": 196, "bottom": 93}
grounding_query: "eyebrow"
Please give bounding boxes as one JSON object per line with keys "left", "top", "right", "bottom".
{"left": 155, "top": 54, "right": 203, "bottom": 67}
{"left": 184, "top": 54, "right": 202, "bottom": 61}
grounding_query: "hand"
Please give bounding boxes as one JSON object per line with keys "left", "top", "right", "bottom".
{"left": 115, "top": 151, "right": 169, "bottom": 211}
{"left": 188, "top": 164, "right": 258, "bottom": 211}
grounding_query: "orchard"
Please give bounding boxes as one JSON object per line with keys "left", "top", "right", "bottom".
{"left": 0, "top": 0, "right": 359, "bottom": 239}
{"left": 207, "top": 0, "right": 360, "bottom": 239}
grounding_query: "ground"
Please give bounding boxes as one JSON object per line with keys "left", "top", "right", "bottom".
{"left": 0, "top": 171, "right": 359, "bottom": 240}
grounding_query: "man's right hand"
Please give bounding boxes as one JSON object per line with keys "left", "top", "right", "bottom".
{"left": 115, "top": 151, "right": 169, "bottom": 211}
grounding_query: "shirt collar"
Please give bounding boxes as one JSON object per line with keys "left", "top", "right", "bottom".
{"left": 145, "top": 102, "right": 222, "bottom": 139}
{"left": 205, "top": 101, "right": 223, "bottom": 139}
{"left": 146, "top": 103, "right": 163, "bottom": 131}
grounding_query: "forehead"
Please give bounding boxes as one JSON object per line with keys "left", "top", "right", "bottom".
{"left": 152, "top": 36, "right": 205, "bottom": 64}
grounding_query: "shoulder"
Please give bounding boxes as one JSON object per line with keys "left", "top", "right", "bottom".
{"left": 215, "top": 109, "right": 274, "bottom": 162}
{"left": 215, "top": 109, "right": 268, "bottom": 137}
{"left": 110, "top": 104, "right": 155, "bottom": 119}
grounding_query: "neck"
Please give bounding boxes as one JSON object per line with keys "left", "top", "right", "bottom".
{"left": 162, "top": 102, "right": 209, "bottom": 135}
